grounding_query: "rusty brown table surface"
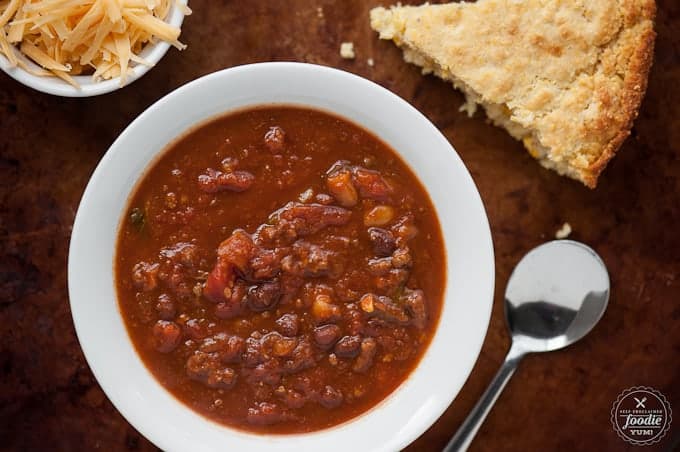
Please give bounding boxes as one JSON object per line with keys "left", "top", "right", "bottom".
{"left": 1, "top": 1, "right": 679, "bottom": 451}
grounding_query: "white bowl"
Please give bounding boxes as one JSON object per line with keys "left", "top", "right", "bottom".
{"left": 0, "top": 1, "right": 187, "bottom": 97}
{"left": 68, "top": 62, "right": 494, "bottom": 452}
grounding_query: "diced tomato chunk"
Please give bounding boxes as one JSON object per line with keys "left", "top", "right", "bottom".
{"left": 198, "top": 168, "right": 255, "bottom": 193}
{"left": 203, "top": 262, "right": 234, "bottom": 303}
{"left": 217, "top": 229, "right": 256, "bottom": 273}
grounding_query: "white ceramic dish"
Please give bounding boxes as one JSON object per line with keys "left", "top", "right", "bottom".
{"left": 0, "top": 1, "right": 187, "bottom": 97}
{"left": 68, "top": 62, "right": 494, "bottom": 452}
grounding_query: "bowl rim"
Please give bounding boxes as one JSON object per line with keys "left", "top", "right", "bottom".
{"left": 0, "top": 0, "right": 188, "bottom": 97}
{"left": 68, "top": 62, "right": 495, "bottom": 452}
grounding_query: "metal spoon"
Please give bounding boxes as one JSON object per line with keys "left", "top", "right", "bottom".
{"left": 444, "top": 240, "right": 610, "bottom": 452}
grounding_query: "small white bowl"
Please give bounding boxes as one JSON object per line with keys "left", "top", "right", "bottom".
{"left": 68, "top": 62, "right": 495, "bottom": 451}
{"left": 0, "top": 1, "right": 187, "bottom": 97}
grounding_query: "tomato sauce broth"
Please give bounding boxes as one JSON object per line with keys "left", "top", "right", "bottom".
{"left": 115, "top": 106, "right": 446, "bottom": 433}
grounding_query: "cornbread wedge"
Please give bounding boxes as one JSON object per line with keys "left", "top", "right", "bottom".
{"left": 370, "top": 1, "right": 656, "bottom": 187}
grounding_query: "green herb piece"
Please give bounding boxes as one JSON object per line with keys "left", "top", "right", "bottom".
{"left": 129, "top": 207, "right": 145, "bottom": 230}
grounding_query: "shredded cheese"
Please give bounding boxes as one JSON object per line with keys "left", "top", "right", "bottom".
{"left": 0, "top": 0, "right": 191, "bottom": 87}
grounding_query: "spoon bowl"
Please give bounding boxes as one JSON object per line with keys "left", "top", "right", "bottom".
{"left": 445, "top": 240, "right": 610, "bottom": 451}
{"left": 506, "top": 240, "right": 610, "bottom": 353}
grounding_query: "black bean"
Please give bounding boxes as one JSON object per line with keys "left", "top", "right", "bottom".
{"left": 334, "top": 335, "right": 362, "bottom": 358}
{"left": 246, "top": 281, "right": 282, "bottom": 312}
{"left": 368, "top": 227, "right": 397, "bottom": 257}
{"left": 313, "top": 324, "right": 342, "bottom": 350}
{"left": 275, "top": 313, "right": 299, "bottom": 337}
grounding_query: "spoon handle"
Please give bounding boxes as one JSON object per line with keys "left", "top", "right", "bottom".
{"left": 443, "top": 345, "right": 525, "bottom": 452}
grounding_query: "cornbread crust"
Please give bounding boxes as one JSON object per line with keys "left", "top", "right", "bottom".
{"left": 370, "top": 1, "right": 656, "bottom": 187}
